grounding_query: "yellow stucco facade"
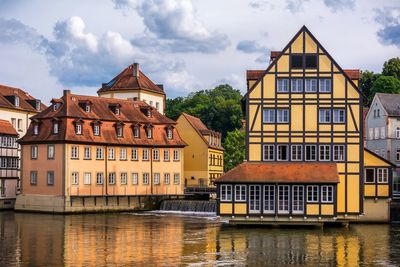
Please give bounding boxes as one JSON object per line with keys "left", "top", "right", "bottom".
{"left": 176, "top": 114, "right": 224, "bottom": 187}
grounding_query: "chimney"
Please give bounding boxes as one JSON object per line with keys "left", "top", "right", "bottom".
{"left": 133, "top": 63, "right": 139, "bottom": 77}
{"left": 63, "top": 89, "right": 71, "bottom": 96}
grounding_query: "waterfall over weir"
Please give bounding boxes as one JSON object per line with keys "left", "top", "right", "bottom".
{"left": 159, "top": 200, "right": 216, "bottom": 213}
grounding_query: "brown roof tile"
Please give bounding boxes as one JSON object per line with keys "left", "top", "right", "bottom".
{"left": 215, "top": 162, "right": 339, "bottom": 184}
{"left": 270, "top": 51, "right": 281, "bottom": 60}
{"left": 97, "top": 63, "right": 165, "bottom": 95}
{"left": 0, "top": 84, "right": 47, "bottom": 113}
{"left": 343, "top": 69, "right": 360, "bottom": 80}
{"left": 0, "top": 119, "right": 18, "bottom": 136}
{"left": 246, "top": 70, "right": 264, "bottom": 81}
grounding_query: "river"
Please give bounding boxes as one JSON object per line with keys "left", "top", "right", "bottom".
{"left": 1, "top": 211, "right": 400, "bottom": 266}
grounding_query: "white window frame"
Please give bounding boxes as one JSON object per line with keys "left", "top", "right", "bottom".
{"left": 143, "top": 149, "right": 149, "bottom": 161}
{"left": 374, "top": 127, "right": 379, "bottom": 139}
{"left": 33, "top": 124, "right": 39, "bottom": 135}
{"left": 249, "top": 185, "right": 261, "bottom": 213}
{"left": 132, "top": 173, "right": 138, "bottom": 185}
{"left": 291, "top": 145, "right": 302, "bottom": 161}
{"left": 53, "top": 123, "right": 59, "bottom": 134}
{"left": 84, "top": 146, "right": 91, "bottom": 160}
{"left": 143, "top": 173, "right": 149, "bottom": 185}
{"left": 333, "top": 109, "right": 345, "bottom": 123}
{"left": 319, "top": 145, "right": 330, "bottom": 161}
{"left": 75, "top": 124, "right": 82, "bottom": 135}
{"left": 220, "top": 185, "right": 232, "bottom": 201}
{"left": 84, "top": 172, "right": 91, "bottom": 185}
{"left": 120, "top": 148, "right": 127, "bottom": 160}
{"left": 154, "top": 173, "right": 160, "bottom": 185}
{"left": 369, "top": 128, "right": 373, "bottom": 140}
{"left": 305, "top": 78, "right": 317, "bottom": 92}
{"left": 120, "top": 172, "right": 127, "bottom": 185}
{"left": 319, "top": 79, "right": 331, "bottom": 92}
{"left": 263, "top": 109, "right": 275, "bottom": 123}
{"left": 277, "top": 185, "right": 290, "bottom": 214}
{"left": 319, "top": 109, "right": 331, "bottom": 123}
{"left": 377, "top": 168, "right": 388, "bottom": 183}
{"left": 96, "top": 147, "right": 104, "bottom": 159}
{"left": 307, "top": 185, "right": 319, "bottom": 203}
{"left": 96, "top": 172, "right": 104, "bottom": 185}
{"left": 277, "top": 79, "right": 289, "bottom": 92}
{"left": 47, "top": 171, "right": 54, "bottom": 186}
{"left": 31, "top": 145, "right": 38, "bottom": 159}
{"left": 131, "top": 148, "right": 138, "bottom": 160}
{"left": 277, "top": 145, "right": 289, "bottom": 161}
{"left": 174, "top": 173, "right": 180, "bottom": 185}
{"left": 116, "top": 126, "right": 123, "bottom": 137}
{"left": 164, "top": 173, "right": 170, "bottom": 185}
{"left": 71, "top": 146, "right": 79, "bottom": 159}
{"left": 146, "top": 127, "right": 152, "bottom": 139}
{"left": 263, "top": 185, "right": 275, "bottom": 214}
{"left": 30, "top": 171, "right": 37, "bottom": 185}
{"left": 305, "top": 145, "right": 317, "bottom": 161}
{"left": 108, "top": 148, "right": 115, "bottom": 160}
{"left": 235, "top": 185, "right": 246, "bottom": 202}
{"left": 133, "top": 126, "right": 140, "bottom": 138}
{"left": 153, "top": 149, "right": 159, "bottom": 161}
{"left": 108, "top": 172, "right": 116, "bottom": 185}
{"left": 321, "top": 186, "right": 333, "bottom": 203}
{"left": 173, "top": 150, "right": 180, "bottom": 161}
{"left": 167, "top": 128, "right": 173, "bottom": 139}
{"left": 71, "top": 172, "right": 79, "bottom": 185}
{"left": 277, "top": 109, "right": 289, "bottom": 123}
{"left": 380, "top": 126, "right": 386, "bottom": 139}
{"left": 292, "top": 185, "right": 304, "bottom": 214}
{"left": 291, "top": 79, "right": 303, "bottom": 92}
{"left": 333, "top": 145, "right": 345, "bottom": 161}
{"left": 93, "top": 125, "right": 100, "bottom": 136}
{"left": 263, "top": 144, "right": 274, "bottom": 161}
{"left": 164, "top": 150, "right": 170, "bottom": 161}
{"left": 48, "top": 145, "right": 55, "bottom": 159}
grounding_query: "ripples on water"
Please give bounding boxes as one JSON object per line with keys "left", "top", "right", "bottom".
{"left": 1, "top": 211, "right": 400, "bottom": 266}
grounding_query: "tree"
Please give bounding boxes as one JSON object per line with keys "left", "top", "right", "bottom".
{"left": 370, "top": 76, "right": 400, "bottom": 97}
{"left": 382, "top": 57, "right": 400, "bottom": 79}
{"left": 223, "top": 129, "right": 245, "bottom": 172}
{"left": 165, "top": 84, "right": 243, "bottom": 138}
{"left": 360, "top": 71, "right": 380, "bottom": 105}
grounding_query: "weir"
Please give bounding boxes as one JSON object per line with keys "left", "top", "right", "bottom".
{"left": 159, "top": 200, "right": 216, "bottom": 213}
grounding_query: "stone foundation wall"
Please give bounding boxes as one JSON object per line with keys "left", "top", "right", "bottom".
{"left": 0, "top": 198, "right": 16, "bottom": 210}
{"left": 358, "top": 198, "right": 390, "bottom": 223}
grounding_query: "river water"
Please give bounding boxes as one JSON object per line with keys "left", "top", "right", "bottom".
{"left": 1, "top": 211, "right": 400, "bottom": 266}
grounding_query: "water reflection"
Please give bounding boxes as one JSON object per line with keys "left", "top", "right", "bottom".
{"left": 0, "top": 211, "right": 399, "bottom": 266}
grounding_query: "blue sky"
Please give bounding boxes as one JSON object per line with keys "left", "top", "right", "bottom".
{"left": 0, "top": 0, "right": 399, "bottom": 103}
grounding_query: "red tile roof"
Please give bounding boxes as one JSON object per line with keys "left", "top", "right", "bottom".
{"left": 97, "top": 63, "right": 165, "bottom": 95}
{"left": 270, "top": 51, "right": 281, "bottom": 59}
{"left": 343, "top": 69, "right": 360, "bottom": 80}
{"left": 0, "top": 119, "right": 18, "bottom": 136}
{"left": 246, "top": 70, "right": 264, "bottom": 81}
{"left": 0, "top": 84, "right": 46, "bottom": 113}
{"left": 19, "top": 92, "right": 186, "bottom": 147}
{"left": 214, "top": 162, "right": 339, "bottom": 183}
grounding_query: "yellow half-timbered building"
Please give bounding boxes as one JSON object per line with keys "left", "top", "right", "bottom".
{"left": 215, "top": 26, "right": 394, "bottom": 225}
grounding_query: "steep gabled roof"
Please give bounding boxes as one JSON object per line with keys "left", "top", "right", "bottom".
{"left": 364, "top": 148, "right": 396, "bottom": 167}
{"left": 0, "top": 84, "right": 46, "bottom": 113}
{"left": 243, "top": 25, "right": 365, "bottom": 100}
{"left": 214, "top": 162, "right": 339, "bottom": 184}
{"left": 0, "top": 119, "right": 18, "bottom": 136}
{"left": 97, "top": 63, "right": 165, "bottom": 95}
{"left": 376, "top": 93, "right": 400, "bottom": 117}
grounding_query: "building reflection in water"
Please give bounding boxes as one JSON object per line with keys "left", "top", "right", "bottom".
{"left": 0, "top": 212, "right": 398, "bottom": 266}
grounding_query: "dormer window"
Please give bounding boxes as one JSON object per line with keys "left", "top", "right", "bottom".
{"left": 35, "top": 100, "right": 41, "bottom": 111}
{"left": 133, "top": 125, "right": 140, "bottom": 138}
{"left": 53, "top": 122, "right": 59, "bottom": 134}
{"left": 85, "top": 104, "right": 91, "bottom": 113}
{"left": 33, "top": 124, "right": 39, "bottom": 135}
{"left": 109, "top": 104, "right": 121, "bottom": 115}
{"left": 167, "top": 127, "right": 173, "bottom": 140}
{"left": 15, "top": 96, "right": 19, "bottom": 107}
{"left": 115, "top": 123, "right": 124, "bottom": 137}
{"left": 75, "top": 124, "right": 82, "bottom": 135}
{"left": 145, "top": 125, "right": 153, "bottom": 139}
{"left": 53, "top": 103, "right": 61, "bottom": 111}
{"left": 147, "top": 109, "right": 151, "bottom": 117}
{"left": 93, "top": 124, "right": 100, "bottom": 136}
{"left": 115, "top": 108, "right": 120, "bottom": 115}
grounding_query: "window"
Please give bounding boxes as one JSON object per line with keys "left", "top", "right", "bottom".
{"left": 71, "top": 172, "right": 79, "bottom": 185}
{"left": 120, "top": 172, "right": 127, "bottom": 185}
{"left": 221, "top": 185, "right": 232, "bottom": 201}
{"left": 263, "top": 109, "right": 275, "bottom": 123}
{"left": 120, "top": 148, "right": 127, "bottom": 160}
{"left": 291, "top": 145, "right": 302, "bottom": 161}
{"left": 153, "top": 149, "right": 160, "bottom": 161}
{"left": 31, "top": 145, "right": 38, "bottom": 159}
{"left": 143, "top": 173, "right": 149, "bottom": 185}
{"left": 93, "top": 125, "right": 100, "bottom": 136}
{"left": 277, "top": 109, "right": 289, "bottom": 123}
{"left": 305, "top": 55, "right": 317, "bottom": 68}
{"left": 369, "top": 128, "right": 373, "bottom": 140}
{"left": 143, "top": 149, "right": 149, "bottom": 161}
{"left": 35, "top": 100, "right": 41, "bottom": 110}
{"left": 291, "top": 79, "right": 303, "bottom": 92}
{"left": 380, "top": 127, "right": 386, "bottom": 139}
{"left": 132, "top": 173, "right": 138, "bottom": 185}
{"left": 174, "top": 173, "right": 180, "bottom": 185}
{"left": 30, "top": 171, "right": 37, "bottom": 185}
{"left": 277, "top": 79, "right": 289, "bottom": 92}
{"left": 319, "top": 145, "right": 330, "bottom": 161}
{"left": 154, "top": 173, "right": 160, "bottom": 185}
{"left": 17, "top": 119, "right": 22, "bottom": 131}
{"left": 133, "top": 126, "right": 140, "bottom": 138}
{"left": 365, "top": 168, "right": 375, "bottom": 183}
{"left": 164, "top": 150, "right": 170, "bottom": 161}
{"left": 85, "top": 104, "right": 90, "bottom": 113}
{"left": 71, "top": 146, "right": 79, "bottom": 159}
{"left": 96, "top": 147, "right": 104, "bottom": 159}
{"left": 263, "top": 145, "right": 274, "bottom": 161}
{"left": 397, "top": 149, "right": 400, "bottom": 161}
{"left": 377, "top": 168, "right": 388, "bottom": 183}
{"left": 249, "top": 185, "right": 261, "bottom": 213}
{"left": 108, "top": 148, "right": 115, "bottom": 160}
{"left": 374, "top": 127, "right": 379, "bottom": 139}
{"left": 53, "top": 122, "right": 59, "bottom": 134}
{"left": 164, "top": 173, "right": 170, "bottom": 184}
{"left": 108, "top": 172, "right": 116, "bottom": 185}
{"left": 84, "top": 172, "right": 91, "bottom": 185}
{"left": 48, "top": 145, "right": 55, "bottom": 159}
{"left": 15, "top": 96, "right": 19, "bottom": 107}
{"left": 33, "top": 124, "right": 39, "bottom": 135}
{"left": 84, "top": 147, "right": 91, "bottom": 159}
{"left": 319, "top": 79, "right": 331, "bottom": 92}
{"left": 115, "top": 108, "right": 120, "bottom": 115}
{"left": 146, "top": 127, "right": 152, "bottom": 138}
{"left": 278, "top": 185, "right": 289, "bottom": 214}
{"left": 11, "top": 118, "right": 16, "bottom": 129}
{"left": 307, "top": 185, "right": 319, "bottom": 202}
{"left": 277, "top": 145, "right": 289, "bottom": 161}
{"left": 156, "top": 102, "right": 160, "bottom": 111}
{"left": 131, "top": 148, "right": 138, "bottom": 160}
{"left": 305, "top": 79, "right": 317, "bottom": 92}
{"left": 321, "top": 186, "right": 333, "bottom": 203}
{"left": 319, "top": 109, "right": 331, "bottom": 123}
{"left": 116, "top": 126, "right": 123, "bottom": 137}
{"left": 333, "top": 109, "right": 345, "bottom": 123}
{"left": 290, "top": 55, "right": 303, "bottom": 69}
{"left": 292, "top": 185, "right": 304, "bottom": 214}
{"left": 263, "top": 185, "right": 275, "bottom": 214}
{"left": 150, "top": 100, "right": 153, "bottom": 106}
{"left": 305, "top": 145, "right": 317, "bottom": 161}
{"left": 96, "top": 172, "right": 104, "bottom": 185}
{"left": 333, "top": 145, "right": 345, "bottom": 161}
{"left": 173, "top": 150, "right": 180, "bottom": 161}
{"left": 47, "top": 171, "right": 54, "bottom": 186}
{"left": 396, "top": 127, "right": 400, "bottom": 139}
{"left": 167, "top": 128, "right": 173, "bottom": 139}
{"left": 235, "top": 185, "right": 246, "bottom": 202}
{"left": 75, "top": 124, "right": 82, "bottom": 135}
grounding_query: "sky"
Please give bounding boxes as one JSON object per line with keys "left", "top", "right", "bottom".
{"left": 0, "top": 0, "right": 399, "bottom": 103}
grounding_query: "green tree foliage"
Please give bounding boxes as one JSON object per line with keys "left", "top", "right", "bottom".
{"left": 360, "top": 71, "right": 380, "bottom": 105}
{"left": 223, "top": 129, "right": 245, "bottom": 172}
{"left": 370, "top": 76, "right": 400, "bottom": 97}
{"left": 166, "top": 84, "right": 243, "bottom": 138}
{"left": 382, "top": 57, "right": 400, "bottom": 79}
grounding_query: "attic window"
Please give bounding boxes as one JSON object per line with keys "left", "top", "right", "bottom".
{"left": 35, "top": 100, "right": 41, "bottom": 111}
{"left": 145, "top": 125, "right": 153, "bottom": 139}
{"left": 93, "top": 124, "right": 100, "bottom": 136}
{"left": 33, "top": 124, "right": 39, "bottom": 135}
{"left": 53, "top": 122, "right": 59, "bottom": 134}
{"left": 147, "top": 109, "right": 151, "bottom": 117}
{"left": 85, "top": 104, "right": 91, "bottom": 113}
{"left": 75, "top": 123, "right": 82, "bottom": 135}
{"left": 290, "top": 55, "right": 303, "bottom": 69}
{"left": 116, "top": 124, "right": 124, "bottom": 137}
{"left": 167, "top": 128, "right": 173, "bottom": 139}
{"left": 133, "top": 125, "right": 140, "bottom": 138}
{"left": 305, "top": 55, "right": 317, "bottom": 68}
{"left": 53, "top": 103, "right": 61, "bottom": 111}
{"left": 14, "top": 96, "right": 20, "bottom": 107}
